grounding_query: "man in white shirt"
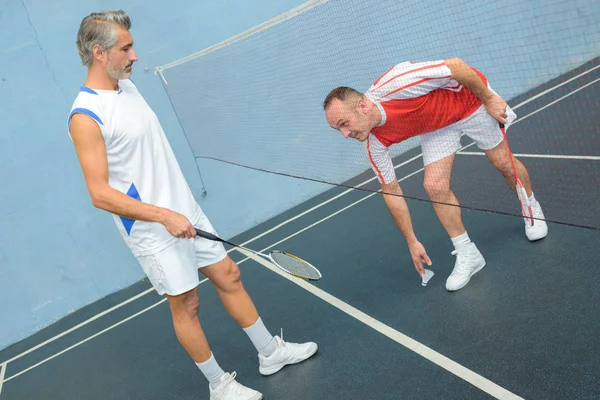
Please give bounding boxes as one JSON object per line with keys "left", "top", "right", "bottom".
{"left": 69, "top": 10, "right": 317, "bottom": 400}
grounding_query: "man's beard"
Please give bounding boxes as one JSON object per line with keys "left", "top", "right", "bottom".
{"left": 107, "top": 60, "right": 132, "bottom": 80}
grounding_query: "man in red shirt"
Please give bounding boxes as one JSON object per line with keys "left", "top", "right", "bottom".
{"left": 323, "top": 57, "right": 548, "bottom": 291}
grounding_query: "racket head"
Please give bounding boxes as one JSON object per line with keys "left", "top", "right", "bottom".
{"left": 268, "top": 250, "right": 322, "bottom": 281}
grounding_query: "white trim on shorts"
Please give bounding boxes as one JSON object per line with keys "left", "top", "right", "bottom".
{"left": 135, "top": 212, "right": 228, "bottom": 296}
{"left": 419, "top": 102, "right": 517, "bottom": 166}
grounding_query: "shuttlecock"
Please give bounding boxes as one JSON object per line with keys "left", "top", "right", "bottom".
{"left": 421, "top": 269, "right": 434, "bottom": 286}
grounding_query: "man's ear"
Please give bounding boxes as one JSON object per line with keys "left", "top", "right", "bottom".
{"left": 92, "top": 44, "right": 106, "bottom": 63}
{"left": 356, "top": 96, "right": 368, "bottom": 115}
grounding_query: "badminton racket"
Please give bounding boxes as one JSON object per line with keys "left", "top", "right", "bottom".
{"left": 195, "top": 228, "right": 322, "bottom": 281}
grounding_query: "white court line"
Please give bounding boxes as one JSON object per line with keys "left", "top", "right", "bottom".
{"left": 0, "top": 363, "right": 6, "bottom": 396}
{"left": 237, "top": 248, "right": 524, "bottom": 400}
{"left": 1, "top": 55, "right": 596, "bottom": 392}
{"left": 0, "top": 154, "right": 422, "bottom": 367}
{"left": 236, "top": 74, "right": 598, "bottom": 261}
{"left": 0, "top": 163, "right": 427, "bottom": 381}
{"left": 235, "top": 163, "right": 440, "bottom": 264}
{"left": 2, "top": 287, "right": 156, "bottom": 365}
{"left": 512, "top": 64, "right": 600, "bottom": 110}
{"left": 512, "top": 76, "right": 600, "bottom": 124}
{"left": 236, "top": 152, "right": 423, "bottom": 247}
{"left": 0, "top": 160, "right": 438, "bottom": 383}
{"left": 1, "top": 278, "right": 208, "bottom": 366}
{"left": 216, "top": 67, "right": 599, "bottom": 250}
{"left": 3, "top": 298, "right": 169, "bottom": 384}
{"left": 457, "top": 152, "right": 600, "bottom": 161}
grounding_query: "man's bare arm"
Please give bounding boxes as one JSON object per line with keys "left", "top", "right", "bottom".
{"left": 69, "top": 113, "right": 195, "bottom": 238}
{"left": 444, "top": 57, "right": 508, "bottom": 124}
{"left": 381, "top": 179, "right": 432, "bottom": 275}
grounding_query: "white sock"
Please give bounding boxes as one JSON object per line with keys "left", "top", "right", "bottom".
{"left": 243, "top": 317, "right": 277, "bottom": 357}
{"left": 451, "top": 231, "right": 471, "bottom": 250}
{"left": 196, "top": 352, "right": 225, "bottom": 390}
{"left": 528, "top": 192, "right": 536, "bottom": 203}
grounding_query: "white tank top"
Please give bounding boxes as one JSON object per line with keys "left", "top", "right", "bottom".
{"left": 68, "top": 79, "right": 202, "bottom": 256}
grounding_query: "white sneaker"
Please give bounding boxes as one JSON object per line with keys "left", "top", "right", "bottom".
{"left": 209, "top": 372, "right": 262, "bottom": 400}
{"left": 446, "top": 243, "right": 486, "bottom": 292}
{"left": 524, "top": 199, "right": 548, "bottom": 241}
{"left": 258, "top": 332, "right": 318, "bottom": 376}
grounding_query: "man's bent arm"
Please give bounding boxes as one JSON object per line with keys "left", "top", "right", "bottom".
{"left": 444, "top": 57, "right": 508, "bottom": 124}
{"left": 69, "top": 113, "right": 169, "bottom": 223}
{"left": 444, "top": 57, "right": 494, "bottom": 102}
{"left": 381, "top": 180, "right": 418, "bottom": 245}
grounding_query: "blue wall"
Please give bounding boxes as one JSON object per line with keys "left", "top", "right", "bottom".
{"left": 0, "top": 0, "right": 599, "bottom": 351}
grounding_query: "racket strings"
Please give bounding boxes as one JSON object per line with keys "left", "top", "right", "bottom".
{"left": 270, "top": 251, "right": 321, "bottom": 280}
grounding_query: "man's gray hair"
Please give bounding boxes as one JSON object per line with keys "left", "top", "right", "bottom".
{"left": 76, "top": 10, "right": 132, "bottom": 66}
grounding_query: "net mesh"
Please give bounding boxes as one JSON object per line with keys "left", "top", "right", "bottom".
{"left": 158, "top": 0, "right": 600, "bottom": 230}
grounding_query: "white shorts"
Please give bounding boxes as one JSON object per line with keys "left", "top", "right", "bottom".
{"left": 419, "top": 102, "right": 517, "bottom": 166}
{"left": 136, "top": 212, "right": 228, "bottom": 296}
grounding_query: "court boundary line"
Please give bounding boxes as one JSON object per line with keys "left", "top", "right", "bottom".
{"left": 0, "top": 145, "right": 467, "bottom": 384}
{"left": 511, "top": 64, "right": 600, "bottom": 110}
{"left": 509, "top": 76, "right": 600, "bottom": 123}
{"left": 236, "top": 248, "right": 524, "bottom": 400}
{"left": 457, "top": 152, "right": 600, "bottom": 161}
{"left": 0, "top": 363, "right": 5, "bottom": 396}
{"left": 221, "top": 66, "right": 599, "bottom": 250}
{"left": 234, "top": 164, "right": 436, "bottom": 264}
{"left": 0, "top": 155, "right": 423, "bottom": 368}
{"left": 3, "top": 298, "right": 169, "bottom": 384}
{"left": 1, "top": 58, "right": 596, "bottom": 392}
{"left": 1, "top": 287, "right": 156, "bottom": 365}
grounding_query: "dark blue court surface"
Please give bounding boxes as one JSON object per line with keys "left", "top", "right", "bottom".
{"left": 1, "top": 59, "right": 599, "bottom": 400}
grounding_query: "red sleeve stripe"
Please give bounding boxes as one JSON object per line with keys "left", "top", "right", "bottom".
{"left": 379, "top": 77, "right": 449, "bottom": 100}
{"left": 374, "top": 62, "right": 447, "bottom": 90}
{"left": 373, "top": 65, "right": 396, "bottom": 86}
{"left": 366, "top": 137, "right": 384, "bottom": 182}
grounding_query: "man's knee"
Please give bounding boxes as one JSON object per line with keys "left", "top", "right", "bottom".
{"left": 490, "top": 154, "right": 515, "bottom": 177}
{"left": 224, "top": 258, "right": 241, "bottom": 284}
{"left": 215, "top": 257, "right": 242, "bottom": 292}
{"left": 486, "top": 141, "right": 515, "bottom": 176}
{"left": 424, "top": 177, "right": 451, "bottom": 199}
{"left": 168, "top": 289, "right": 200, "bottom": 320}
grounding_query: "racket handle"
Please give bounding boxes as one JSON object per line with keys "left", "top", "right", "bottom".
{"left": 195, "top": 228, "right": 222, "bottom": 242}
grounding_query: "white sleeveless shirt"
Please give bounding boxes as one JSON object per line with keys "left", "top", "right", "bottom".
{"left": 68, "top": 79, "right": 202, "bottom": 256}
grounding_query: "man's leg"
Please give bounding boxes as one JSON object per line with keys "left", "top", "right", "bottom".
{"left": 165, "top": 287, "right": 262, "bottom": 399}
{"left": 484, "top": 139, "right": 532, "bottom": 196}
{"left": 199, "top": 256, "right": 259, "bottom": 328}
{"left": 483, "top": 139, "right": 548, "bottom": 241}
{"left": 166, "top": 288, "right": 211, "bottom": 363}
{"left": 136, "top": 236, "right": 262, "bottom": 399}
{"left": 463, "top": 96, "right": 547, "bottom": 241}
{"left": 423, "top": 153, "right": 464, "bottom": 237}
{"left": 200, "top": 255, "right": 318, "bottom": 376}
{"left": 423, "top": 153, "right": 486, "bottom": 291}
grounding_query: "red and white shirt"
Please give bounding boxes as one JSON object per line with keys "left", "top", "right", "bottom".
{"left": 364, "top": 60, "right": 487, "bottom": 184}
